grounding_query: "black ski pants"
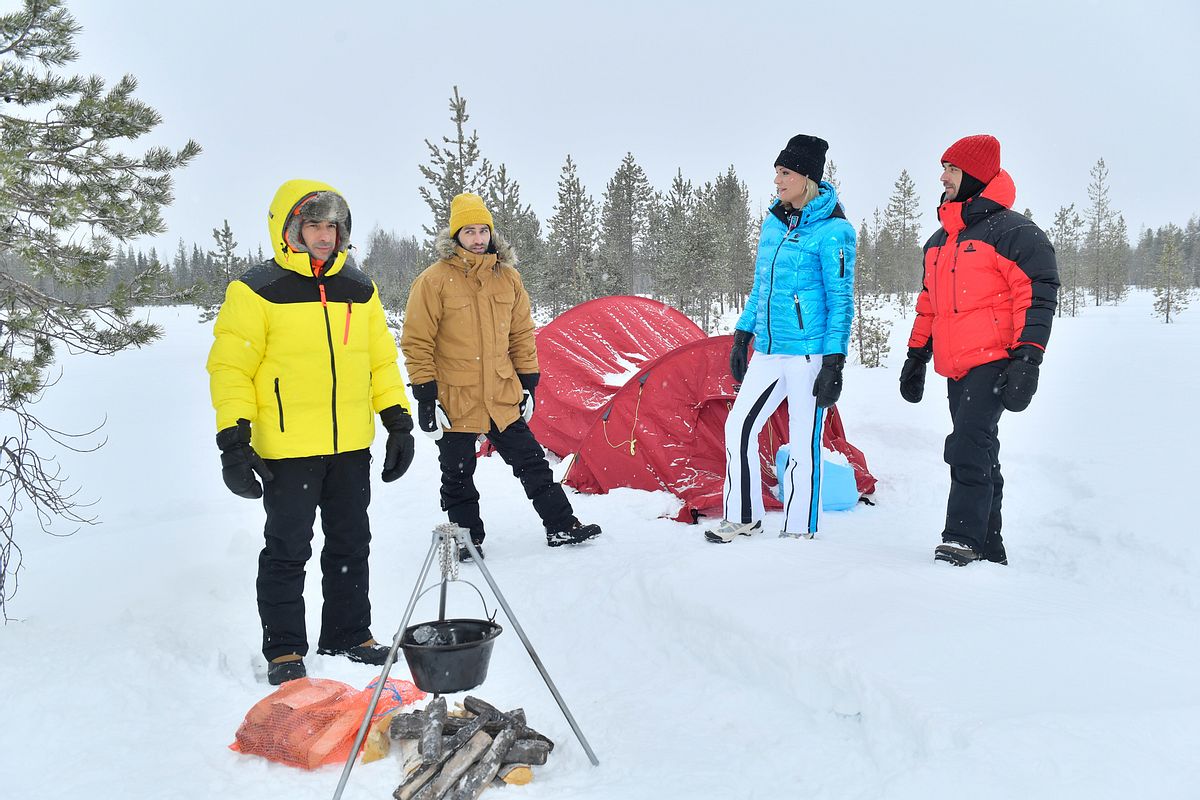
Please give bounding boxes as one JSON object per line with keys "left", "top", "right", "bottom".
{"left": 436, "top": 418, "right": 574, "bottom": 541}
{"left": 943, "top": 361, "right": 1006, "bottom": 551}
{"left": 258, "top": 449, "right": 373, "bottom": 661}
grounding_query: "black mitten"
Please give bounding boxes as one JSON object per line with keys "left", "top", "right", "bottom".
{"left": 379, "top": 405, "right": 415, "bottom": 482}
{"left": 729, "top": 330, "right": 752, "bottom": 383}
{"left": 411, "top": 380, "right": 444, "bottom": 440}
{"left": 993, "top": 345, "right": 1042, "bottom": 412}
{"left": 518, "top": 372, "right": 539, "bottom": 422}
{"left": 215, "top": 419, "right": 274, "bottom": 499}
{"left": 812, "top": 353, "right": 845, "bottom": 409}
{"left": 899, "top": 342, "right": 932, "bottom": 404}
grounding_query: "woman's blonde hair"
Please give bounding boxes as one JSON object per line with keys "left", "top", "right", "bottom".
{"left": 798, "top": 177, "right": 821, "bottom": 209}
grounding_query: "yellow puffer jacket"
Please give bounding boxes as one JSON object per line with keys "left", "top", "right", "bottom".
{"left": 206, "top": 179, "right": 409, "bottom": 459}
{"left": 401, "top": 230, "right": 538, "bottom": 434}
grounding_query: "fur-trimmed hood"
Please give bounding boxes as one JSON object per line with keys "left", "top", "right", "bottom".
{"left": 433, "top": 227, "right": 518, "bottom": 267}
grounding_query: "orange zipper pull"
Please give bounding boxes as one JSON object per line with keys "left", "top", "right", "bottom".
{"left": 343, "top": 302, "right": 352, "bottom": 345}
{"left": 318, "top": 284, "right": 327, "bottom": 307}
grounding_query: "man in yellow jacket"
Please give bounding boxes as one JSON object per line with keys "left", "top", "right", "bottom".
{"left": 402, "top": 193, "right": 601, "bottom": 561}
{"left": 206, "top": 179, "right": 414, "bottom": 685}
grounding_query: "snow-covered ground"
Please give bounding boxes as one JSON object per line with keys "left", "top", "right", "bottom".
{"left": 2, "top": 292, "right": 1198, "bottom": 799}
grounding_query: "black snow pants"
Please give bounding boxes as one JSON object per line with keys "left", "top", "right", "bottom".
{"left": 943, "top": 361, "right": 1006, "bottom": 553}
{"left": 258, "top": 449, "right": 373, "bottom": 661}
{"left": 436, "top": 418, "right": 574, "bottom": 541}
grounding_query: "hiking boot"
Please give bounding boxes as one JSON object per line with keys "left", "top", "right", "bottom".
{"left": 704, "top": 519, "right": 762, "bottom": 543}
{"left": 267, "top": 655, "right": 306, "bottom": 686}
{"left": 458, "top": 540, "right": 485, "bottom": 562}
{"left": 934, "top": 539, "right": 985, "bottom": 566}
{"left": 779, "top": 530, "right": 815, "bottom": 540}
{"left": 317, "top": 639, "right": 390, "bottom": 665}
{"left": 546, "top": 519, "right": 602, "bottom": 547}
{"left": 980, "top": 535, "right": 1008, "bottom": 565}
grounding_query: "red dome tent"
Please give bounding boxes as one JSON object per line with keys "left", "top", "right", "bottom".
{"left": 562, "top": 335, "right": 877, "bottom": 523}
{"left": 528, "top": 296, "right": 706, "bottom": 457}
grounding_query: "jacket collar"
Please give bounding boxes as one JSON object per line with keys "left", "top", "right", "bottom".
{"left": 938, "top": 169, "right": 1016, "bottom": 234}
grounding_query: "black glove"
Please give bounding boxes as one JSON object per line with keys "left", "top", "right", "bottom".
{"left": 411, "top": 380, "right": 448, "bottom": 440}
{"left": 899, "top": 342, "right": 933, "bottom": 404}
{"left": 730, "top": 330, "right": 752, "bottom": 383}
{"left": 518, "top": 372, "right": 539, "bottom": 422}
{"left": 812, "top": 353, "right": 845, "bottom": 409}
{"left": 993, "top": 345, "right": 1042, "bottom": 412}
{"left": 379, "top": 404, "right": 415, "bottom": 482}
{"left": 215, "top": 419, "right": 273, "bottom": 499}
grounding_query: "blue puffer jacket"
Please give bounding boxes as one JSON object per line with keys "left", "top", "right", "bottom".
{"left": 735, "top": 182, "right": 856, "bottom": 356}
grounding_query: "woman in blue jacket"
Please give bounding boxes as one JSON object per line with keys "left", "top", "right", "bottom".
{"left": 706, "top": 134, "right": 856, "bottom": 543}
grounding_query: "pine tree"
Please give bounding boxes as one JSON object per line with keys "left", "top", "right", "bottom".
{"left": 1151, "top": 225, "right": 1191, "bottom": 322}
{"left": 417, "top": 86, "right": 489, "bottom": 242}
{"left": 0, "top": 0, "right": 199, "bottom": 615}
{"left": 702, "top": 166, "right": 755, "bottom": 315}
{"left": 362, "top": 227, "right": 423, "bottom": 312}
{"left": 648, "top": 170, "right": 693, "bottom": 313}
{"left": 848, "top": 217, "right": 892, "bottom": 367}
{"left": 880, "top": 170, "right": 923, "bottom": 301}
{"left": 545, "top": 155, "right": 598, "bottom": 314}
{"left": 1083, "top": 158, "right": 1121, "bottom": 306}
{"left": 1049, "top": 204, "right": 1086, "bottom": 317}
{"left": 201, "top": 220, "right": 240, "bottom": 319}
{"left": 483, "top": 163, "right": 545, "bottom": 309}
{"left": 825, "top": 159, "right": 840, "bottom": 194}
{"left": 597, "top": 153, "right": 653, "bottom": 297}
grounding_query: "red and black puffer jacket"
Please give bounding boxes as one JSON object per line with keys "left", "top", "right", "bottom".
{"left": 908, "top": 169, "right": 1059, "bottom": 380}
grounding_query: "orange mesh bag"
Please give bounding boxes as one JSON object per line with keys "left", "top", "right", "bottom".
{"left": 230, "top": 677, "right": 425, "bottom": 769}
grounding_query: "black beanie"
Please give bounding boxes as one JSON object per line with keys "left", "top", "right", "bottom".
{"left": 775, "top": 134, "right": 829, "bottom": 181}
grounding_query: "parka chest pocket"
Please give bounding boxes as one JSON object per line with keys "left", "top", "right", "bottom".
{"left": 491, "top": 292, "right": 515, "bottom": 339}
{"left": 443, "top": 295, "right": 474, "bottom": 322}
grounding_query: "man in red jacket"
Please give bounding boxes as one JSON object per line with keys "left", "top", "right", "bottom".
{"left": 899, "top": 135, "right": 1059, "bottom": 566}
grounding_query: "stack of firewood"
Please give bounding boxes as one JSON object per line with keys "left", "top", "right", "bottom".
{"left": 388, "top": 695, "right": 555, "bottom": 799}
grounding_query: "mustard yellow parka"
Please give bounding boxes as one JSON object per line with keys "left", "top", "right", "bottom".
{"left": 206, "top": 179, "right": 409, "bottom": 459}
{"left": 401, "top": 230, "right": 538, "bottom": 434}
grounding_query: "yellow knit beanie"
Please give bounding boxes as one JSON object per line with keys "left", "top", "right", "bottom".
{"left": 448, "top": 193, "right": 494, "bottom": 236}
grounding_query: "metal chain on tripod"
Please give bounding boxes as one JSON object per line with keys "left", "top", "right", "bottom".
{"left": 436, "top": 523, "right": 460, "bottom": 582}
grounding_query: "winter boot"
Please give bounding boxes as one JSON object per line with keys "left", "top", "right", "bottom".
{"left": 546, "top": 518, "right": 602, "bottom": 547}
{"left": 980, "top": 536, "right": 1008, "bottom": 565}
{"left": 934, "top": 539, "right": 985, "bottom": 566}
{"left": 458, "top": 536, "right": 486, "bottom": 562}
{"left": 267, "top": 654, "right": 306, "bottom": 685}
{"left": 704, "top": 519, "right": 762, "bottom": 544}
{"left": 317, "top": 639, "right": 390, "bottom": 665}
{"left": 779, "top": 530, "right": 815, "bottom": 540}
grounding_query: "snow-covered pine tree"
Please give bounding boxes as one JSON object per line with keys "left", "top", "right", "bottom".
{"left": 546, "top": 155, "right": 598, "bottom": 314}
{"left": 597, "top": 153, "right": 653, "bottom": 297}
{"left": 850, "top": 219, "right": 892, "bottom": 368}
{"left": 417, "top": 86, "right": 489, "bottom": 243}
{"left": 1151, "top": 225, "right": 1192, "bottom": 323}
{"left": 361, "top": 228, "right": 423, "bottom": 313}
{"left": 1050, "top": 204, "right": 1086, "bottom": 317}
{"left": 0, "top": 0, "right": 199, "bottom": 615}
{"left": 482, "top": 163, "right": 545, "bottom": 308}
{"left": 704, "top": 166, "right": 755, "bottom": 315}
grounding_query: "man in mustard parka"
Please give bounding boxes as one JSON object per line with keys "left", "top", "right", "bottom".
{"left": 401, "top": 193, "right": 601, "bottom": 561}
{"left": 206, "top": 179, "right": 414, "bottom": 685}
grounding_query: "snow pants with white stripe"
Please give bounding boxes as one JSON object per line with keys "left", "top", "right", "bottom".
{"left": 722, "top": 352, "right": 825, "bottom": 534}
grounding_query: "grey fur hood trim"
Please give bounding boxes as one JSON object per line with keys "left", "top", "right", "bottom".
{"left": 434, "top": 228, "right": 518, "bottom": 267}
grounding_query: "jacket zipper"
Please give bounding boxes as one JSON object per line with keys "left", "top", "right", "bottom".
{"left": 793, "top": 294, "right": 805, "bottom": 330}
{"left": 274, "top": 378, "right": 285, "bottom": 432}
{"left": 317, "top": 281, "right": 339, "bottom": 452}
{"left": 343, "top": 302, "right": 352, "bottom": 345}
{"left": 950, "top": 236, "right": 962, "bottom": 313}
{"left": 764, "top": 229, "right": 790, "bottom": 354}
{"left": 838, "top": 248, "right": 845, "bottom": 278}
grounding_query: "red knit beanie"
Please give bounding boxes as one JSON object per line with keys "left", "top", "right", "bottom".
{"left": 941, "top": 135, "right": 1001, "bottom": 183}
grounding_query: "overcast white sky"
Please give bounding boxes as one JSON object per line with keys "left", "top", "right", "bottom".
{"left": 67, "top": 0, "right": 1199, "bottom": 259}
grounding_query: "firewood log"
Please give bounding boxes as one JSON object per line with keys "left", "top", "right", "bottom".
{"left": 420, "top": 697, "right": 448, "bottom": 764}
{"left": 393, "top": 710, "right": 498, "bottom": 800}
{"left": 501, "top": 738, "right": 550, "bottom": 766}
{"left": 426, "top": 730, "right": 492, "bottom": 798}
{"left": 390, "top": 711, "right": 427, "bottom": 740}
{"left": 450, "top": 727, "right": 517, "bottom": 800}
{"left": 498, "top": 764, "right": 534, "bottom": 785}
{"left": 443, "top": 709, "right": 553, "bottom": 752}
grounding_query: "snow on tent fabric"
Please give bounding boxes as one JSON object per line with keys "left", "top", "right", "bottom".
{"left": 527, "top": 296, "right": 705, "bottom": 457}
{"left": 563, "top": 334, "right": 877, "bottom": 523}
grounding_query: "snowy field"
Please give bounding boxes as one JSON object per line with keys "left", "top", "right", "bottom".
{"left": 2, "top": 291, "right": 1198, "bottom": 800}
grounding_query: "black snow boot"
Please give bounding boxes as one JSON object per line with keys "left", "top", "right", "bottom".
{"left": 267, "top": 655, "right": 306, "bottom": 685}
{"left": 546, "top": 518, "right": 602, "bottom": 547}
{"left": 458, "top": 535, "right": 486, "bottom": 563}
{"left": 980, "top": 536, "right": 1008, "bottom": 565}
{"left": 934, "top": 539, "right": 985, "bottom": 566}
{"left": 318, "top": 640, "right": 390, "bottom": 665}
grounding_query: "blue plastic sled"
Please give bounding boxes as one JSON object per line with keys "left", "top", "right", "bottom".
{"left": 775, "top": 445, "right": 860, "bottom": 512}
